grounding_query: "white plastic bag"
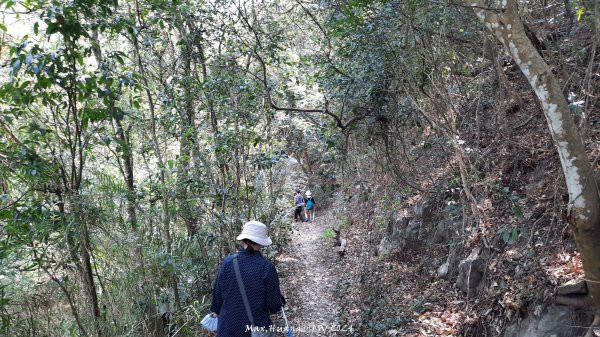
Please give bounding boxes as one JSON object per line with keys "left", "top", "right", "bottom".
{"left": 200, "top": 313, "right": 218, "bottom": 332}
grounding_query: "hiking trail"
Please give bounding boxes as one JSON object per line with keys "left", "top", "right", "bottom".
{"left": 277, "top": 210, "right": 345, "bottom": 336}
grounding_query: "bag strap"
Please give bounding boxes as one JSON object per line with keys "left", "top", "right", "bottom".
{"left": 233, "top": 254, "right": 255, "bottom": 325}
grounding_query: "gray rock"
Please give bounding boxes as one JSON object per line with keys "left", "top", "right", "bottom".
{"left": 405, "top": 218, "right": 421, "bottom": 240}
{"left": 557, "top": 279, "right": 588, "bottom": 296}
{"left": 383, "top": 216, "right": 405, "bottom": 236}
{"left": 413, "top": 202, "right": 425, "bottom": 217}
{"left": 504, "top": 305, "right": 589, "bottom": 337}
{"left": 445, "top": 243, "right": 461, "bottom": 279}
{"left": 414, "top": 200, "right": 434, "bottom": 226}
{"left": 433, "top": 219, "right": 452, "bottom": 244}
{"left": 456, "top": 247, "right": 485, "bottom": 295}
{"left": 437, "top": 261, "right": 450, "bottom": 278}
{"left": 377, "top": 235, "right": 405, "bottom": 257}
{"left": 377, "top": 217, "right": 410, "bottom": 257}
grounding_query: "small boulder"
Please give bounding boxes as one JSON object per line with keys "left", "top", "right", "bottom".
{"left": 557, "top": 279, "right": 588, "bottom": 296}
{"left": 504, "top": 305, "right": 589, "bottom": 337}
{"left": 337, "top": 238, "right": 347, "bottom": 258}
{"left": 456, "top": 247, "right": 486, "bottom": 295}
{"left": 432, "top": 219, "right": 452, "bottom": 244}
{"left": 377, "top": 236, "right": 402, "bottom": 257}
{"left": 405, "top": 218, "right": 421, "bottom": 240}
{"left": 377, "top": 217, "right": 410, "bottom": 257}
{"left": 445, "top": 243, "right": 461, "bottom": 279}
{"left": 437, "top": 261, "right": 450, "bottom": 278}
{"left": 414, "top": 200, "right": 435, "bottom": 226}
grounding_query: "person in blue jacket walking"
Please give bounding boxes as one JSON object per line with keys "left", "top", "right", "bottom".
{"left": 304, "top": 190, "right": 316, "bottom": 223}
{"left": 210, "top": 221, "right": 284, "bottom": 336}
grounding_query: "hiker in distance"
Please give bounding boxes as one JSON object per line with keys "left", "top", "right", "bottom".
{"left": 293, "top": 189, "right": 306, "bottom": 222}
{"left": 210, "top": 221, "right": 284, "bottom": 337}
{"left": 304, "top": 190, "right": 316, "bottom": 223}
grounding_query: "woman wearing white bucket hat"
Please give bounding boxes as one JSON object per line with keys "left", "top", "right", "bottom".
{"left": 236, "top": 220, "right": 273, "bottom": 246}
{"left": 209, "top": 221, "right": 283, "bottom": 337}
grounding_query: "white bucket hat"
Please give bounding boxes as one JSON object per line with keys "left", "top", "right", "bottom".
{"left": 236, "top": 221, "right": 272, "bottom": 246}
{"left": 305, "top": 190, "right": 312, "bottom": 197}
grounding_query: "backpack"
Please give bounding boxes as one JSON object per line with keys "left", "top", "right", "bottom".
{"left": 296, "top": 194, "right": 303, "bottom": 205}
{"left": 306, "top": 197, "right": 314, "bottom": 210}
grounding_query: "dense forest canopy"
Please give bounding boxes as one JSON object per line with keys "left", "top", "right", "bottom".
{"left": 1, "top": 0, "right": 599, "bottom": 336}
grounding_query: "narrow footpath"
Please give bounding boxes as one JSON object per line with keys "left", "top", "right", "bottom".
{"left": 277, "top": 210, "right": 346, "bottom": 336}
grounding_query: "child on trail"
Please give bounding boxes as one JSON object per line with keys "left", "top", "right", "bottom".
{"left": 304, "top": 190, "right": 315, "bottom": 223}
{"left": 294, "top": 190, "right": 305, "bottom": 222}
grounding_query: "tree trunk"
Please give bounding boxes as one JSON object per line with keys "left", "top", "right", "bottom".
{"left": 79, "top": 219, "right": 102, "bottom": 336}
{"left": 465, "top": 0, "right": 600, "bottom": 312}
{"left": 131, "top": 0, "right": 180, "bottom": 315}
{"left": 195, "top": 28, "right": 229, "bottom": 259}
{"left": 64, "top": 33, "right": 103, "bottom": 336}
{"left": 90, "top": 29, "right": 162, "bottom": 335}
{"left": 118, "top": 120, "right": 138, "bottom": 232}
{"left": 177, "top": 23, "right": 199, "bottom": 238}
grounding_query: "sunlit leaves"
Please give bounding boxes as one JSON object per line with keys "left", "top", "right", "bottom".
{"left": 1, "top": 0, "right": 18, "bottom": 10}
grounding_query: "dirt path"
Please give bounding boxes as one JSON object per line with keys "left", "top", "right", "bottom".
{"left": 277, "top": 210, "right": 346, "bottom": 336}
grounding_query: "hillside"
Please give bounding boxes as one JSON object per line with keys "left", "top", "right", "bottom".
{"left": 306, "top": 8, "right": 600, "bottom": 336}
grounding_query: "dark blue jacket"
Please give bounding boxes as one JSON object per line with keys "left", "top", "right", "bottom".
{"left": 211, "top": 249, "right": 282, "bottom": 337}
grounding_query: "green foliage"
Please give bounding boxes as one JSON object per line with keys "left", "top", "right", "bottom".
{"left": 0, "top": 0, "right": 510, "bottom": 334}
{"left": 376, "top": 216, "right": 387, "bottom": 229}
{"left": 323, "top": 227, "right": 336, "bottom": 239}
{"left": 495, "top": 185, "right": 525, "bottom": 219}
{"left": 444, "top": 201, "right": 461, "bottom": 217}
{"left": 251, "top": 150, "right": 288, "bottom": 169}
{"left": 0, "top": 284, "right": 10, "bottom": 334}
{"left": 497, "top": 226, "right": 520, "bottom": 245}
{"left": 575, "top": 6, "right": 585, "bottom": 21}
